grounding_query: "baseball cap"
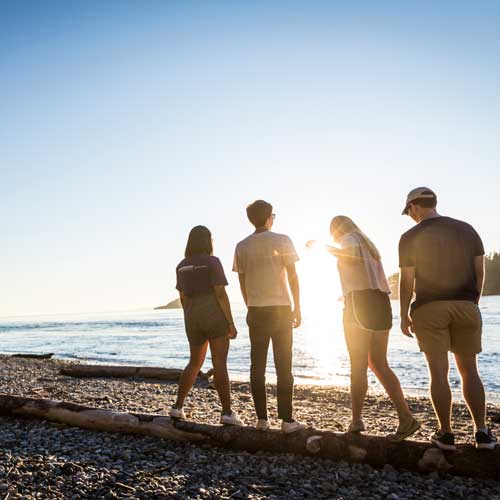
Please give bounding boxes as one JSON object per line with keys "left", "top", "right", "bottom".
{"left": 402, "top": 187, "right": 437, "bottom": 215}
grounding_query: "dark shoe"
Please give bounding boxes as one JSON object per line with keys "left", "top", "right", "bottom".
{"left": 387, "top": 417, "right": 421, "bottom": 443}
{"left": 430, "top": 430, "right": 456, "bottom": 451}
{"left": 475, "top": 428, "right": 498, "bottom": 450}
{"left": 347, "top": 420, "right": 365, "bottom": 434}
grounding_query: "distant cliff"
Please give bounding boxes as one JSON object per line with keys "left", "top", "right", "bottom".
{"left": 388, "top": 272, "right": 399, "bottom": 299}
{"left": 387, "top": 252, "right": 500, "bottom": 300}
{"left": 154, "top": 298, "right": 182, "bottom": 310}
{"left": 484, "top": 252, "right": 500, "bottom": 296}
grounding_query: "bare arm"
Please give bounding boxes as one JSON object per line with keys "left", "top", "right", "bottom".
{"left": 474, "top": 255, "right": 485, "bottom": 303}
{"left": 237, "top": 273, "right": 248, "bottom": 307}
{"left": 399, "top": 266, "right": 416, "bottom": 337}
{"left": 286, "top": 262, "right": 301, "bottom": 328}
{"left": 179, "top": 291, "right": 187, "bottom": 309}
{"left": 306, "top": 240, "right": 363, "bottom": 261}
{"left": 213, "top": 285, "right": 237, "bottom": 338}
{"left": 325, "top": 244, "right": 362, "bottom": 260}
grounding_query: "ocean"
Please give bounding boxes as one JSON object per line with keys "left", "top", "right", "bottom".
{"left": 1, "top": 296, "right": 500, "bottom": 401}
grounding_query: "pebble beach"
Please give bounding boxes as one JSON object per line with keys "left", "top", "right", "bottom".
{"left": 1, "top": 355, "right": 500, "bottom": 499}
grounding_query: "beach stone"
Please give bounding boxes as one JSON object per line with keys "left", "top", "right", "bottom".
{"left": 2, "top": 356, "right": 500, "bottom": 500}
{"left": 386, "top": 494, "right": 400, "bottom": 500}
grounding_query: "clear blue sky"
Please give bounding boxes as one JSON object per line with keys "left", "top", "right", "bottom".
{"left": 2, "top": 1, "right": 500, "bottom": 316}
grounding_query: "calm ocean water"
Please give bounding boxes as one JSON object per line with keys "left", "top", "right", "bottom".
{"left": 1, "top": 297, "right": 500, "bottom": 400}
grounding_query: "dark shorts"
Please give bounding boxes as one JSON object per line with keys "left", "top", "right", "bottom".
{"left": 343, "top": 289, "right": 393, "bottom": 332}
{"left": 183, "top": 293, "right": 228, "bottom": 345}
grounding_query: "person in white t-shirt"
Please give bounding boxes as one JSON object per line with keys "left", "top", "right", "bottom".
{"left": 233, "top": 200, "right": 306, "bottom": 433}
{"left": 307, "top": 215, "right": 419, "bottom": 441}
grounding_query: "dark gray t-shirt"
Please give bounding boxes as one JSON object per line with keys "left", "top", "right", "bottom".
{"left": 399, "top": 216, "right": 484, "bottom": 310}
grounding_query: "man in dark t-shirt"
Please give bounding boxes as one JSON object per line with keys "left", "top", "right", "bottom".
{"left": 399, "top": 187, "right": 497, "bottom": 450}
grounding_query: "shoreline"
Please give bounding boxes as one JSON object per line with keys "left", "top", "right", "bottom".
{"left": 5, "top": 352, "right": 499, "bottom": 405}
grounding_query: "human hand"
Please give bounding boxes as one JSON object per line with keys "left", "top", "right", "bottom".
{"left": 400, "top": 315, "right": 414, "bottom": 338}
{"left": 228, "top": 324, "right": 238, "bottom": 339}
{"left": 306, "top": 240, "right": 319, "bottom": 249}
{"left": 292, "top": 309, "right": 302, "bottom": 328}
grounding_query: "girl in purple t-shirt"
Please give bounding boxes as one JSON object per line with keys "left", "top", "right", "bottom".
{"left": 169, "top": 225, "right": 242, "bottom": 426}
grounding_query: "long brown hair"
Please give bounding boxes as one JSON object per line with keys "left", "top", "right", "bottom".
{"left": 330, "top": 216, "right": 381, "bottom": 260}
{"left": 184, "top": 226, "right": 213, "bottom": 257}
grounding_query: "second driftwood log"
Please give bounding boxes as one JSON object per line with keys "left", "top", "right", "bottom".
{"left": 11, "top": 353, "right": 54, "bottom": 360}
{"left": 0, "top": 394, "right": 499, "bottom": 480}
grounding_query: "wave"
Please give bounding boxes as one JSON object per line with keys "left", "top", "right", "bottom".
{"left": 0, "top": 320, "right": 178, "bottom": 333}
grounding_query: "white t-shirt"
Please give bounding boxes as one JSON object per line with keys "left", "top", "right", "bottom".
{"left": 233, "top": 231, "right": 299, "bottom": 307}
{"left": 337, "top": 233, "right": 391, "bottom": 296}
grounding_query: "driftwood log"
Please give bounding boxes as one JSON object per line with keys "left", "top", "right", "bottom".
{"left": 11, "top": 353, "right": 54, "bottom": 359}
{"left": 0, "top": 394, "right": 499, "bottom": 479}
{"left": 60, "top": 364, "right": 213, "bottom": 381}
{"left": 0, "top": 394, "right": 202, "bottom": 442}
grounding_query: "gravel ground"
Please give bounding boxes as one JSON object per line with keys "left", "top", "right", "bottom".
{"left": 1, "top": 356, "right": 500, "bottom": 499}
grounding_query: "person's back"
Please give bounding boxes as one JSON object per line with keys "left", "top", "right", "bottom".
{"left": 233, "top": 199, "right": 305, "bottom": 433}
{"left": 234, "top": 231, "right": 296, "bottom": 307}
{"left": 399, "top": 216, "right": 483, "bottom": 310}
{"left": 399, "top": 187, "right": 497, "bottom": 451}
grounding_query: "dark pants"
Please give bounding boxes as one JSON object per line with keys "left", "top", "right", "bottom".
{"left": 246, "top": 306, "right": 294, "bottom": 421}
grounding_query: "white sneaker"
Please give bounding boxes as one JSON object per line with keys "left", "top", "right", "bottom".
{"left": 169, "top": 406, "right": 186, "bottom": 420}
{"left": 281, "top": 420, "right": 306, "bottom": 434}
{"left": 255, "top": 419, "right": 270, "bottom": 431}
{"left": 220, "top": 412, "right": 244, "bottom": 426}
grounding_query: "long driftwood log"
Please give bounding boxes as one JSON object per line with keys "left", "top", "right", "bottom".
{"left": 60, "top": 364, "right": 213, "bottom": 381}
{"left": 12, "top": 353, "right": 54, "bottom": 359}
{"left": 0, "top": 394, "right": 499, "bottom": 479}
{"left": 0, "top": 394, "right": 202, "bottom": 442}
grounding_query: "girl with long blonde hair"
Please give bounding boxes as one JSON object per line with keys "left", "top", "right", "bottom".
{"left": 307, "top": 216, "right": 419, "bottom": 441}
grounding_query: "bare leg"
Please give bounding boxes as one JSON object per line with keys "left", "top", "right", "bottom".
{"left": 174, "top": 342, "right": 208, "bottom": 408}
{"left": 454, "top": 353, "right": 486, "bottom": 430}
{"left": 368, "top": 331, "right": 413, "bottom": 424}
{"left": 344, "top": 323, "right": 371, "bottom": 425}
{"left": 424, "top": 351, "right": 452, "bottom": 433}
{"left": 209, "top": 336, "right": 231, "bottom": 414}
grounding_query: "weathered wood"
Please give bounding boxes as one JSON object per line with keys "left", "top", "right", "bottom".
{"left": 174, "top": 420, "right": 500, "bottom": 479}
{"left": 0, "top": 394, "right": 204, "bottom": 442}
{"left": 0, "top": 395, "right": 499, "bottom": 479}
{"left": 11, "top": 353, "right": 54, "bottom": 359}
{"left": 59, "top": 364, "right": 211, "bottom": 381}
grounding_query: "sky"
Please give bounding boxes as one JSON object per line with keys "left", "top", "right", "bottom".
{"left": 2, "top": 1, "right": 500, "bottom": 316}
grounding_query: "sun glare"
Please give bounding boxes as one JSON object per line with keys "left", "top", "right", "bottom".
{"left": 294, "top": 244, "right": 347, "bottom": 385}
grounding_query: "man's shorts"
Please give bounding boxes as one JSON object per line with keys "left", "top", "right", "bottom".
{"left": 183, "top": 293, "right": 228, "bottom": 346}
{"left": 411, "top": 300, "right": 482, "bottom": 354}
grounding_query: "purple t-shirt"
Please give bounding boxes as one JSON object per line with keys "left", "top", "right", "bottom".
{"left": 176, "top": 255, "right": 228, "bottom": 297}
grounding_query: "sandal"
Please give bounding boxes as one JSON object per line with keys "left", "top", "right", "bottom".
{"left": 347, "top": 420, "right": 365, "bottom": 433}
{"left": 387, "top": 417, "right": 421, "bottom": 442}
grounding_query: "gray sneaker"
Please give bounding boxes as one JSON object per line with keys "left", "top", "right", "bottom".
{"left": 255, "top": 419, "right": 270, "bottom": 431}
{"left": 220, "top": 412, "right": 243, "bottom": 426}
{"left": 169, "top": 406, "right": 186, "bottom": 420}
{"left": 281, "top": 420, "right": 306, "bottom": 434}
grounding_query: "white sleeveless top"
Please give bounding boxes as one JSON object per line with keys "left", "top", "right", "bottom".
{"left": 337, "top": 233, "right": 391, "bottom": 296}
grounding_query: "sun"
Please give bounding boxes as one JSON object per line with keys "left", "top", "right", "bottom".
{"left": 292, "top": 244, "right": 347, "bottom": 384}
{"left": 298, "top": 244, "right": 342, "bottom": 311}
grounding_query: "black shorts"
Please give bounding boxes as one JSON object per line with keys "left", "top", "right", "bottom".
{"left": 343, "top": 289, "right": 392, "bottom": 332}
{"left": 183, "top": 293, "right": 228, "bottom": 345}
